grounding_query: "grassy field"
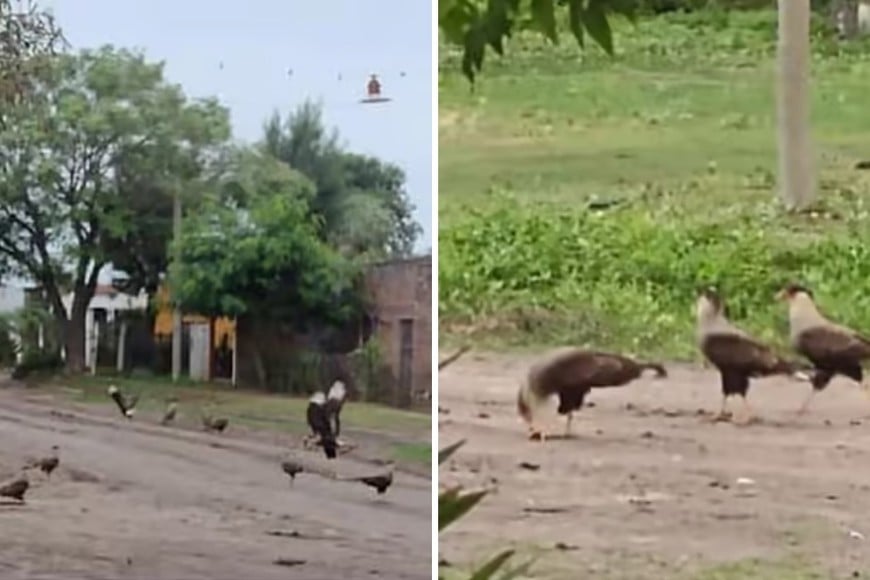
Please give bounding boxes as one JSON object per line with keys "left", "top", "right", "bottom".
{"left": 42, "top": 374, "right": 431, "bottom": 467}
{"left": 439, "top": 10, "right": 870, "bottom": 359}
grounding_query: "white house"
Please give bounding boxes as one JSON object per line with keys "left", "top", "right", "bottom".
{"left": 61, "top": 285, "right": 148, "bottom": 371}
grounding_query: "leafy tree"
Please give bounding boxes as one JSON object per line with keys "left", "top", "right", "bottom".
{"left": 0, "top": 0, "right": 63, "bottom": 103}
{"left": 175, "top": 150, "right": 362, "bottom": 386}
{"left": 0, "top": 46, "right": 230, "bottom": 373}
{"left": 440, "top": 0, "right": 639, "bottom": 81}
{"left": 262, "top": 101, "right": 421, "bottom": 259}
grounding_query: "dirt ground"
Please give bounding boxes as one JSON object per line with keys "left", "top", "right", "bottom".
{"left": 439, "top": 352, "right": 870, "bottom": 579}
{"left": 0, "top": 382, "right": 431, "bottom": 580}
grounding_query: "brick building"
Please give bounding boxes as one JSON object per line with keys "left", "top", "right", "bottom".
{"left": 364, "top": 254, "right": 432, "bottom": 405}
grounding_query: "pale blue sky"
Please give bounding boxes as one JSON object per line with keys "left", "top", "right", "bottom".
{"left": 44, "top": 0, "right": 434, "bottom": 252}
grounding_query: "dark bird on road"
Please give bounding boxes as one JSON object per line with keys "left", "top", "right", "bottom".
{"left": 161, "top": 399, "right": 178, "bottom": 426}
{"left": 324, "top": 380, "right": 347, "bottom": 441}
{"left": 341, "top": 469, "right": 393, "bottom": 494}
{"left": 517, "top": 348, "right": 667, "bottom": 441}
{"left": 108, "top": 385, "right": 139, "bottom": 419}
{"left": 306, "top": 392, "right": 338, "bottom": 459}
{"left": 696, "top": 287, "right": 802, "bottom": 424}
{"left": 201, "top": 412, "right": 229, "bottom": 433}
{"left": 25, "top": 445, "right": 59, "bottom": 478}
{"left": 0, "top": 477, "right": 28, "bottom": 502}
{"left": 778, "top": 283, "right": 870, "bottom": 414}
{"left": 281, "top": 460, "right": 304, "bottom": 485}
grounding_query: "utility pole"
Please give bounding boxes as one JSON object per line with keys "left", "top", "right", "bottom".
{"left": 777, "top": 0, "right": 815, "bottom": 210}
{"left": 171, "top": 189, "right": 182, "bottom": 382}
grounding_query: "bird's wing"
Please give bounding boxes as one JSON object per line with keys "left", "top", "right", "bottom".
{"left": 703, "top": 332, "right": 782, "bottom": 370}
{"left": 799, "top": 326, "right": 870, "bottom": 360}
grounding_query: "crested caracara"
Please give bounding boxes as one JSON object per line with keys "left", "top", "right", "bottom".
{"left": 0, "top": 476, "right": 28, "bottom": 502}
{"left": 696, "top": 287, "right": 801, "bottom": 424}
{"left": 107, "top": 385, "right": 139, "bottom": 419}
{"left": 340, "top": 468, "right": 394, "bottom": 494}
{"left": 161, "top": 399, "right": 178, "bottom": 426}
{"left": 778, "top": 283, "right": 870, "bottom": 414}
{"left": 306, "top": 392, "right": 338, "bottom": 459}
{"left": 517, "top": 348, "right": 666, "bottom": 441}
{"left": 25, "top": 445, "right": 59, "bottom": 478}
{"left": 201, "top": 412, "right": 229, "bottom": 433}
{"left": 324, "top": 381, "right": 347, "bottom": 441}
{"left": 281, "top": 459, "right": 304, "bottom": 485}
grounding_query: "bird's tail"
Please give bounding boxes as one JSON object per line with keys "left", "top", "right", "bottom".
{"left": 517, "top": 380, "right": 543, "bottom": 426}
{"left": 640, "top": 362, "right": 667, "bottom": 378}
{"left": 327, "top": 380, "right": 346, "bottom": 403}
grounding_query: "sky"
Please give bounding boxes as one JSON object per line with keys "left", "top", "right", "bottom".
{"left": 43, "top": 0, "right": 434, "bottom": 254}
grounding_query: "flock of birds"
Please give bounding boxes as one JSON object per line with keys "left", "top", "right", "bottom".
{"left": 517, "top": 283, "right": 870, "bottom": 440}
{"left": 0, "top": 379, "right": 393, "bottom": 504}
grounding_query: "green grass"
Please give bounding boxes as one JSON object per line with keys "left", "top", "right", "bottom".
{"left": 439, "top": 9, "right": 870, "bottom": 358}
{"left": 689, "top": 558, "right": 828, "bottom": 580}
{"left": 49, "top": 374, "right": 431, "bottom": 466}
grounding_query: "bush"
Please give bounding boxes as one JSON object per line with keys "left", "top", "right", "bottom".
{"left": 12, "top": 349, "right": 64, "bottom": 380}
{"left": 439, "top": 200, "right": 870, "bottom": 357}
{"left": 0, "top": 317, "right": 17, "bottom": 367}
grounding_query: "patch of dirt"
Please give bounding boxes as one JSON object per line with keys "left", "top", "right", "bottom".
{"left": 0, "top": 386, "right": 430, "bottom": 579}
{"left": 439, "top": 352, "right": 870, "bottom": 579}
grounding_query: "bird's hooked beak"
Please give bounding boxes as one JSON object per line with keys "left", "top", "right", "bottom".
{"left": 775, "top": 289, "right": 789, "bottom": 302}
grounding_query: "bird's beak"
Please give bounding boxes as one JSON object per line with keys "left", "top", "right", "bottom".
{"left": 774, "top": 290, "right": 787, "bottom": 302}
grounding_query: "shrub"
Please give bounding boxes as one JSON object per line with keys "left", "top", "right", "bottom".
{"left": 12, "top": 349, "right": 64, "bottom": 380}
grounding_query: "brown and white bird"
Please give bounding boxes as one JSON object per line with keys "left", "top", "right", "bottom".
{"left": 696, "top": 287, "right": 802, "bottom": 424}
{"left": 25, "top": 445, "right": 59, "bottom": 478}
{"left": 107, "top": 385, "right": 138, "bottom": 419}
{"left": 778, "top": 283, "right": 870, "bottom": 414}
{"left": 324, "top": 381, "right": 347, "bottom": 442}
{"left": 517, "top": 348, "right": 667, "bottom": 441}
{"left": 201, "top": 412, "right": 229, "bottom": 433}
{"left": 0, "top": 476, "right": 29, "bottom": 503}
{"left": 160, "top": 399, "right": 178, "bottom": 426}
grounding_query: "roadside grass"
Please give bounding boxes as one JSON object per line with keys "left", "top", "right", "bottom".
{"left": 44, "top": 374, "right": 431, "bottom": 466}
{"left": 439, "top": 10, "right": 870, "bottom": 358}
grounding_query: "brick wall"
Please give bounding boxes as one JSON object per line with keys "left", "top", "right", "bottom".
{"left": 365, "top": 255, "right": 432, "bottom": 405}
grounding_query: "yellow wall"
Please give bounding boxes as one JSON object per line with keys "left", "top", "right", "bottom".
{"left": 152, "top": 285, "right": 235, "bottom": 347}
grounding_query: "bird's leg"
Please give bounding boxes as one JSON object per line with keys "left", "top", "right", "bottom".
{"left": 564, "top": 412, "right": 573, "bottom": 438}
{"left": 861, "top": 379, "right": 870, "bottom": 399}
{"left": 733, "top": 396, "right": 757, "bottom": 426}
{"left": 796, "top": 389, "right": 816, "bottom": 416}
{"left": 709, "top": 395, "right": 730, "bottom": 422}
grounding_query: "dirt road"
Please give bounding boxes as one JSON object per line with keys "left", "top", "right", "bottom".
{"left": 439, "top": 352, "right": 870, "bottom": 579}
{"left": 0, "top": 386, "right": 431, "bottom": 580}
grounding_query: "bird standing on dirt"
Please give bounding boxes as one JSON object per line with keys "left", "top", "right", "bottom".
{"left": 108, "top": 385, "right": 139, "bottom": 419}
{"left": 324, "top": 380, "right": 347, "bottom": 442}
{"left": 0, "top": 476, "right": 29, "bottom": 502}
{"left": 25, "top": 445, "right": 59, "bottom": 478}
{"left": 161, "top": 399, "right": 178, "bottom": 426}
{"left": 201, "top": 412, "right": 229, "bottom": 433}
{"left": 517, "top": 348, "right": 667, "bottom": 441}
{"left": 778, "top": 283, "right": 870, "bottom": 414}
{"left": 696, "top": 287, "right": 802, "bottom": 425}
{"left": 306, "top": 392, "right": 338, "bottom": 459}
{"left": 281, "top": 459, "right": 304, "bottom": 485}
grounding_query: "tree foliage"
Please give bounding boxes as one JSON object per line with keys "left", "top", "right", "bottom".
{"left": 262, "top": 101, "right": 421, "bottom": 259}
{"left": 0, "top": 0, "right": 63, "bottom": 103}
{"left": 175, "top": 150, "right": 361, "bottom": 330}
{"left": 440, "top": 0, "right": 639, "bottom": 81}
{"left": 0, "top": 46, "right": 229, "bottom": 372}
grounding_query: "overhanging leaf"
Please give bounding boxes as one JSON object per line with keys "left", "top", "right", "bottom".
{"left": 469, "top": 549, "right": 516, "bottom": 580}
{"left": 530, "top": 0, "right": 558, "bottom": 43}
{"left": 582, "top": 0, "right": 614, "bottom": 55}
{"left": 439, "top": 438, "right": 467, "bottom": 464}
{"left": 439, "top": 486, "right": 489, "bottom": 530}
{"left": 567, "top": 0, "right": 584, "bottom": 47}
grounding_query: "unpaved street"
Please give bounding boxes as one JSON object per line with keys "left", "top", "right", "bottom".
{"left": 0, "top": 386, "right": 431, "bottom": 580}
{"left": 439, "top": 352, "right": 870, "bottom": 579}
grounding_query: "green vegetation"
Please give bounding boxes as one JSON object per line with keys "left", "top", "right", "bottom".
{"left": 439, "top": 10, "right": 870, "bottom": 358}
{"left": 49, "top": 375, "right": 430, "bottom": 466}
{"left": 689, "top": 557, "right": 827, "bottom": 580}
